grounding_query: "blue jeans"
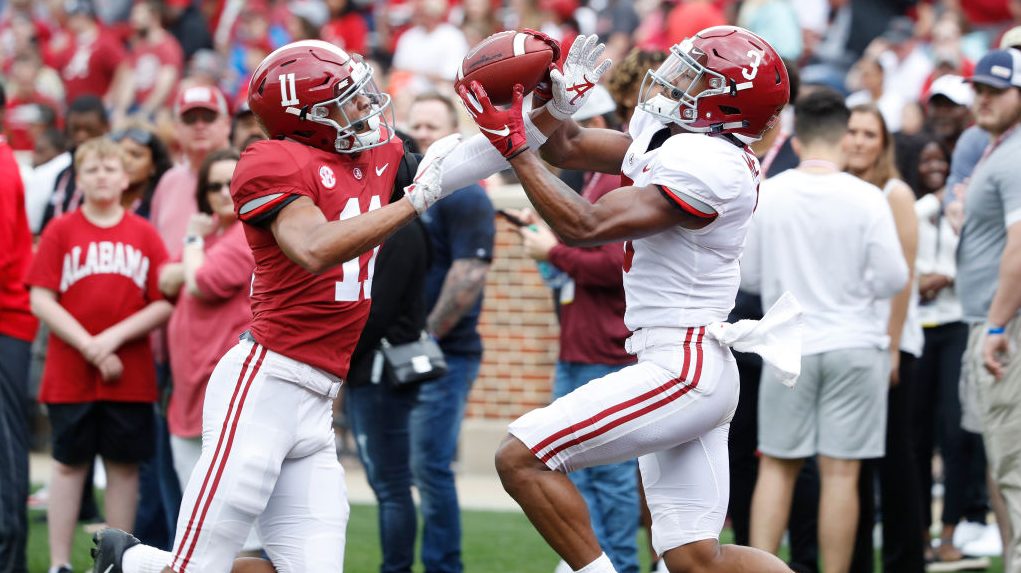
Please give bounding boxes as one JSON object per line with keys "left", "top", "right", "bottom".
{"left": 0, "top": 335, "right": 31, "bottom": 573}
{"left": 553, "top": 361, "right": 640, "bottom": 573}
{"left": 133, "top": 363, "right": 181, "bottom": 550}
{"left": 410, "top": 353, "right": 480, "bottom": 573}
{"left": 344, "top": 380, "right": 418, "bottom": 573}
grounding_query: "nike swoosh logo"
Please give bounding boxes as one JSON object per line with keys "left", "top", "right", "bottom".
{"left": 642, "top": 165, "right": 652, "bottom": 173}
{"left": 376, "top": 163, "right": 389, "bottom": 176}
{"left": 104, "top": 565, "right": 114, "bottom": 573}
{"left": 479, "top": 125, "right": 511, "bottom": 137}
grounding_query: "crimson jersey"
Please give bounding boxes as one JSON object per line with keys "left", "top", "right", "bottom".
{"left": 232, "top": 137, "right": 408, "bottom": 378}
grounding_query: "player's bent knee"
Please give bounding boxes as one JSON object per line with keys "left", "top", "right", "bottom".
{"left": 661, "top": 539, "right": 720, "bottom": 573}
{"left": 494, "top": 435, "right": 545, "bottom": 487}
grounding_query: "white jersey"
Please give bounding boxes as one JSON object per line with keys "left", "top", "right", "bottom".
{"left": 620, "top": 107, "right": 761, "bottom": 330}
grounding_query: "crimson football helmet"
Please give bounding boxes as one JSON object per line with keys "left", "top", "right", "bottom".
{"left": 248, "top": 40, "right": 395, "bottom": 153}
{"left": 637, "top": 26, "right": 789, "bottom": 141}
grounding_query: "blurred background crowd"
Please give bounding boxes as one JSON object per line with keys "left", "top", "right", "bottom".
{"left": 3, "top": 0, "right": 1021, "bottom": 572}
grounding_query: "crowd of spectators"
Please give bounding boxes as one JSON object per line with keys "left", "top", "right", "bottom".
{"left": 1, "top": 0, "right": 1021, "bottom": 572}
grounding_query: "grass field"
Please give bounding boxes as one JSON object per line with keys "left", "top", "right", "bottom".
{"left": 27, "top": 501, "right": 1005, "bottom": 572}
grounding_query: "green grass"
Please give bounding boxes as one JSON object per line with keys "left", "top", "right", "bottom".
{"left": 27, "top": 500, "right": 1004, "bottom": 572}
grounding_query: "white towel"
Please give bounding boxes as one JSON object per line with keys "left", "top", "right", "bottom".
{"left": 706, "top": 291, "right": 804, "bottom": 387}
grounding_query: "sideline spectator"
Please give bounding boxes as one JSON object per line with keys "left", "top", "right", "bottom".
{"left": 230, "top": 102, "right": 266, "bottom": 152}
{"left": 924, "top": 74, "right": 974, "bottom": 153}
{"left": 48, "top": 0, "right": 125, "bottom": 107}
{"left": 391, "top": 0, "right": 468, "bottom": 106}
{"left": 746, "top": 88, "right": 908, "bottom": 573}
{"left": 109, "top": 1, "right": 184, "bottom": 126}
{"left": 845, "top": 102, "right": 925, "bottom": 573}
{"left": 321, "top": 0, "right": 368, "bottom": 54}
{"left": 956, "top": 48, "right": 1021, "bottom": 573}
{"left": 149, "top": 85, "right": 231, "bottom": 258}
{"left": 408, "top": 92, "right": 494, "bottom": 573}
{"left": 513, "top": 85, "right": 640, "bottom": 573}
{"left": 25, "top": 128, "right": 71, "bottom": 234}
{"left": 846, "top": 55, "right": 907, "bottom": 133}
{"left": 110, "top": 123, "right": 173, "bottom": 220}
{"left": 42, "top": 95, "right": 110, "bottom": 228}
{"left": 26, "top": 136, "right": 172, "bottom": 573}
{"left": 0, "top": 82, "right": 37, "bottom": 573}
{"left": 908, "top": 133, "right": 991, "bottom": 570}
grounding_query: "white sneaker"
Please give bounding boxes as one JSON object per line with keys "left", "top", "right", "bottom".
{"left": 960, "top": 524, "right": 1003, "bottom": 557}
{"left": 554, "top": 560, "right": 573, "bottom": 573}
{"left": 952, "top": 521, "right": 987, "bottom": 548}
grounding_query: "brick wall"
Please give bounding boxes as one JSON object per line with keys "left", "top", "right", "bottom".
{"left": 466, "top": 185, "right": 561, "bottom": 421}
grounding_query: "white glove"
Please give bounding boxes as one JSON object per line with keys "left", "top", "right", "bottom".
{"left": 547, "top": 35, "right": 613, "bottom": 121}
{"left": 405, "top": 133, "right": 463, "bottom": 214}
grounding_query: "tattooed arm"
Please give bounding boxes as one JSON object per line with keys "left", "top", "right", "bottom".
{"left": 427, "top": 258, "right": 491, "bottom": 340}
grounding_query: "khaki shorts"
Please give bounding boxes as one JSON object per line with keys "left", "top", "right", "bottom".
{"left": 959, "top": 319, "right": 1021, "bottom": 435}
{"left": 758, "top": 347, "right": 889, "bottom": 460}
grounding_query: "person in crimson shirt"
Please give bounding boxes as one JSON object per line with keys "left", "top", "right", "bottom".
{"left": 46, "top": 0, "right": 125, "bottom": 107}
{"left": 0, "top": 82, "right": 38, "bottom": 573}
{"left": 109, "top": 0, "right": 184, "bottom": 126}
{"left": 321, "top": 0, "right": 368, "bottom": 54}
{"left": 26, "top": 136, "right": 172, "bottom": 573}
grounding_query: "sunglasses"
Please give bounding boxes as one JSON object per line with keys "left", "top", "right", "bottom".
{"left": 205, "top": 180, "right": 231, "bottom": 193}
{"left": 111, "top": 128, "right": 154, "bottom": 145}
{"left": 182, "top": 109, "right": 220, "bottom": 126}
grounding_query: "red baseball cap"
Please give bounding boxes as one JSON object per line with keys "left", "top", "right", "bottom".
{"left": 174, "top": 85, "right": 229, "bottom": 118}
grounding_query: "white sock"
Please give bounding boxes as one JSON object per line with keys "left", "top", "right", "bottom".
{"left": 574, "top": 553, "right": 618, "bottom": 573}
{"left": 121, "top": 545, "right": 173, "bottom": 573}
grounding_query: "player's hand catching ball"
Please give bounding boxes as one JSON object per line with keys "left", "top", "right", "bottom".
{"left": 405, "top": 133, "right": 463, "bottom": 214}
{"left": 547, "top": 35, "right": 612, "bottom": 120}
{"left": 457, "top": 81, "right": 528, "bottom": 160}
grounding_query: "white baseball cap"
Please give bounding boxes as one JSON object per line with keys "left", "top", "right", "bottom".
{"left": 928, "top": 74, "right": 973, "bottom": 107}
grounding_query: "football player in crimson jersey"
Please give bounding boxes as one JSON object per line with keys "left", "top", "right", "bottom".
{"left": 91, "top": 34, "right": 579, "bottom": 573}
{"left": 458, "top": 27, "right": 796, "bottom": 573}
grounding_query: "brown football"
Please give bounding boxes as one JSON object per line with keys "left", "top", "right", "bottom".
{"left": 457, "top": 31, "right": 556, "bottom": 106}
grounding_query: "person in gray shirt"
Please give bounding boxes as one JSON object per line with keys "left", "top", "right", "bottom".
{"left": 955, "top": 48, "right": 1021, "bottom": 573}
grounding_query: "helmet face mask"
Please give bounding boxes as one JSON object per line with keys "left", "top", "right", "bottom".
{"left": 306, "top": 62, "right": 395, "bottom": 153}
{"left": 637, "top": 26, "right": 789, "bottom": 141}
{"left": 638, "top": 40, "right": 732, "bottom": 130}
{"left": 249, "top": 40, "right": 397, "bottom": 154}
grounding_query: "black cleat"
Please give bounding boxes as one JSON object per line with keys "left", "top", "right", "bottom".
{"left": 90, "top": 528, "right": 140, "bottom": 573}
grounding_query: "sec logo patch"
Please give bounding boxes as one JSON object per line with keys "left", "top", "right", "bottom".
{"left": 319, "top": 165, "right": 336, "bottom": 188}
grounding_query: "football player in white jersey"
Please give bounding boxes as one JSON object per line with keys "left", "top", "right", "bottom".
{"left": 458, "top": 27, "right": 793, "bottom": 573}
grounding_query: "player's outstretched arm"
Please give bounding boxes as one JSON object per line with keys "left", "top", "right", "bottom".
{"left": 271, "top": 195, "right": 418, "bottom": 274}
{"left": 459, "top": 81, "right": 711, "bottom": 247}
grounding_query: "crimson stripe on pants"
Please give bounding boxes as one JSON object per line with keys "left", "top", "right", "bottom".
{"left": 534, "top": 327, "right": 705, "bottom": 464}
{"left": 171, "top": 343, "right": 265, "bottom": 572}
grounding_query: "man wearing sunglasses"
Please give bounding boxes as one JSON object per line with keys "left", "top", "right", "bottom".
{"left": 149, "top": 85, "right": 232, "bottom": 259}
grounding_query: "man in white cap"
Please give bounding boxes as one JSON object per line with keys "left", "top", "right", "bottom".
{"left": 926, "top": 74, "right": 973, "bottom": 151}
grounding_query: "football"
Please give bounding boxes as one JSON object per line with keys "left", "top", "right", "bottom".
{"left": 457, "top": 30, "right": 557, "bottom": 106}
